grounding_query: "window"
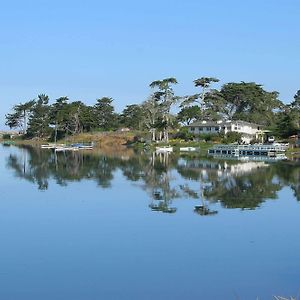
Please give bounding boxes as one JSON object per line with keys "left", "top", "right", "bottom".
{"left": 190, "top": 127, "right": 195, "bottom": 131}
{"left": 199, "top": 127, "right": 203, "bottom": 131}
{"left": 215, "top": 127, "right": 219, "bottom": 131}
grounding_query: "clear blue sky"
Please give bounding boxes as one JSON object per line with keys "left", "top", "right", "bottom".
{"left": 1, "top": 0, "right": 299, "bottom": 129}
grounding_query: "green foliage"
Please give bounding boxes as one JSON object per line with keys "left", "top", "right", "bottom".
{"left": 221, "top": 132, "right": 242, "bottom": 144}
{"left": 5, "top": 100, "right": 35, "bottom": 133}
{"left": 274, "top": 111, "right": 299, "bottom": 138}
{"left": 94, "top": 97, "right": 119, "bottom": 131}
{"left": 149, "top": 77, "right": 178, "bottom": 141}
{"left": 219, "top": 82, "right": 282, "bottom": 125}
{"left": 27, "top": 95, "right": 51, "bottom": 138}
{"left": 174, "top": 127, "right": 195, "bottom": 141}
{"left": 2, "top": 134, "right": 11, "bottom": 140}
{"left": 177, "top": 106, "right": 202, "bottom": 125}
{"left": 4, "top": 80, "right": 299, "bottom": 143}
{"left": 120, "top": 104, "right": 143, "bottom": 129}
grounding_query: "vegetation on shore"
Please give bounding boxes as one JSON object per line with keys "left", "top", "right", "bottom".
{"left": 4, "top": 77, "right": 300, "bottom": 145}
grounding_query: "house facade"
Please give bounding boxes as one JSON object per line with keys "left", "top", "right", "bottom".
{"left": 187, "top": 120, "right": 263, "bottom": 143}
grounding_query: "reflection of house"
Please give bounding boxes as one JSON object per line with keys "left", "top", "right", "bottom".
{"left": 187, "top": 120, "right": 263, "bottom": 143}
{"left": 178, "top": 158, "right": 267, "bottom": 178}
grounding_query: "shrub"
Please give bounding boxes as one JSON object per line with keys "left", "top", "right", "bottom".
{"left": 222, "top": 132, "right": 242, "bottom": 144}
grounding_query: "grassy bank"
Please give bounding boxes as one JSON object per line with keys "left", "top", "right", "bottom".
{"left": 1, "top": 132, "right": 299, "bottom": 160}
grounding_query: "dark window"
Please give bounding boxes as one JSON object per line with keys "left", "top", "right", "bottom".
{"left": 199, "top": 127, "right": 203, "bottom": 131}
{"left": 215, "top": 127, "right": 219, "bottom": 131}
{"left": 190, "top": 127, "right": 195, "bottom": 131}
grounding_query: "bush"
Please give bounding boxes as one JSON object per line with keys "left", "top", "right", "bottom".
{"left": 174, "top": 127, "right": 195, "bottom": 141}
{"left": 2, "top": 134, "right": 11, "bottom": 140}
{"left": 222, "top": 132, "right": 242, "bottom": 144}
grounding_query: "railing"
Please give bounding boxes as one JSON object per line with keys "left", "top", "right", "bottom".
{"left": 211, "top": 144, "right": 288, "bottom": 152}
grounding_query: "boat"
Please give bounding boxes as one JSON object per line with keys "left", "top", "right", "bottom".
{"left": 179, "top": 147, "right": 199, "bottom": 152}
{"left": 55, "top": 146, "right": 79, "bottom": 152}
{"left": 2, "top": 141, "right": 15, "bottom": 146}
{"left": 71, "top": 143, "right": 94, "bottom": 150}
{"left": 155, "top": 146, "right": 173, "bottom": 153}
{"left": 207, "top": 143, "right": 288, "bottom": 161}
{"left": 41, "top": 143, "right": 66, "bottom": 149}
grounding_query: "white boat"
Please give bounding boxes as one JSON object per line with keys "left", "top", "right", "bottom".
{"left": 155, "top": 146, "right": 173, "bottom": 152}
{"left": 55, "top": 146, "right": 79, "bottom": 152}
{"left": 180, "top": 147, "right": 198, "bottom": 152}
{"left": 41, "top": 143, "right": 65, "bottom": 149}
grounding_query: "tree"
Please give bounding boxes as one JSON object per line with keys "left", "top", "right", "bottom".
{"left": 49, "top": 97, "right": 69, "bottom": 142}
{"left": 219, "top": 82, "right": 282, "bottom": 125}
{"left": 177, "top": 106, "right": 202, "bottom": 125}
{"left": 94, "top": 97, "right": 118, "bottom": 131}
{"left": 141, "top": 93, "right": 162, "bottom": 141}
{"left": 194, "top": 77, "right": 219, "bottom": 105}
{"left": 27, "top": 94, "right": 51, "bottom": 138}
{"left": 180, "top": 77, "right": 219, "bottom": 118}
{"left": 290, "top": 90, "right": 300, "bottom": 129}
{"left": 149, "top": 77, "right": 178, "bottom": 141}
{"left": 5, "top": 100, "right": 35, "bottom": 134}
{"left": 120, "top": 104, "right": 143, "bottom": 130}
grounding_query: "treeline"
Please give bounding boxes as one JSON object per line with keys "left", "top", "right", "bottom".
{"left": 5, "top": 77, "right": 300, "bottom": 140}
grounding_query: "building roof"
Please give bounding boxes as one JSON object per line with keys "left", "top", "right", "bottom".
{"left": 187, "top": 120, "right": 262, "bottom": 127}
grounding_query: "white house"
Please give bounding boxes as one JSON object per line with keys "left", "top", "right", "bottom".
{"left": 187, "top": 120, "right": 263, "bottom": 144}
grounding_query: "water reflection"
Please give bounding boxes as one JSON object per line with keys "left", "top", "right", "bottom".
{"left": 6, "top": 145, "right": 300, "bottom": 212}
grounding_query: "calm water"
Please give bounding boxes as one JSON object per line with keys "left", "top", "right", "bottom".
{"left": 0, "top": 145, "right": 299, "bottom": 300}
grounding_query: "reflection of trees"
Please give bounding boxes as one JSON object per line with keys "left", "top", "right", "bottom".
{"left": 177, "top": 158, "right": 288, "bottom": 210}
{"left": 204, "top": 169, "right": 281, "bottom": 209}
{"left": 272, "top": 162, "right": 300, "bottom": 201}
{"left": 7, "top": 146, "right": 50, "bottom": 190}
{"left": 6, "top": 146, "right": 119, "bottom": 190}
{"left": 6, "top": 146, "right": 300, "bottom": 211}
{"left": 142, "top": 152, "right": 179, "bottom": 213}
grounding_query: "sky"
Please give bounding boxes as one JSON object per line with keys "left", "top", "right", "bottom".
{"left": 1, "top": 0, "right": 299, "bottom": 129}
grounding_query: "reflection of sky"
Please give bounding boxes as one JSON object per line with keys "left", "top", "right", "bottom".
{"left": 0, "top": 146, "right": 299, "bottom": 299}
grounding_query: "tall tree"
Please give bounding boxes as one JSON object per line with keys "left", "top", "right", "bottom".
{"left": 149, "top": 77, "right": 178, "bottom": 141}
{"left": 27, "top": 94, "right": 51, "bottom": 138}
{"left": 290, "top": 90, "right": 300, "bottom": 129}
{"left": 219, "top": 82, "right": 282, "bottom": 125}
{"left": 49, "top": 97, "right": 69, "bottom": 142}
{"left": 141, "top": 93, "right": 162, "bottom": 141}
{"left": 5, "top": 100, "right": 35, "bottom": 134}
{"left": 94, "top": 97, "right": 119, "bottom": 131}
{"left": 120, "top": 104, "right": 143, "bottom": 130}
{"left": 194, "top": 77, "right": 219, "bottom": 105}
{"left": 181, "top": 76, "right": 219, "bottom": 112}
